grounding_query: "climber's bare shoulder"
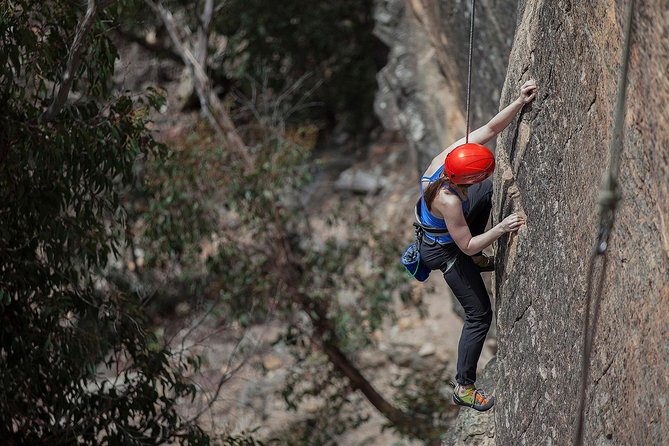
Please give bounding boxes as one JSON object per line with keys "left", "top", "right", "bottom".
{"left": 431, "top": 188, "right": 463, "bottom": 220}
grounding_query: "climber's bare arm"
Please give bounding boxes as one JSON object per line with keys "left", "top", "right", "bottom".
{"left": 433, "top": 191, "right": 525, "bottom": 256}
{"left": 425, "top": 79, "right": 537, "bottom": 177}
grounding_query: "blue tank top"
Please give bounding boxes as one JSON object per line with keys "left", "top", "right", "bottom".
{"left": 419, "top": 165, "right": 469, "bottom": 243}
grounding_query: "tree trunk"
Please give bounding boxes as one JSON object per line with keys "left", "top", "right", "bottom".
{"left": 291, "top": 281, "right": 414, "bottom": 429}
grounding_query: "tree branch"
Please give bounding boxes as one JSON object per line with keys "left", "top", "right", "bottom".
{"left": 113, "top": 29, "right": 182, "bottom": 63}
{"left": 41, "top": 0, "right": 117, "bottom": 123}
{"left": 146, "top": 0, "right": 249, "bottom": 164}
{"left": 267, "top": 210, "right": 413, "bottom": 430}
{"left": 306, "top": 296, "right": 413, "bottom": 428}
{"left": 195, "top": 0, "right": 214, "bottom": 69}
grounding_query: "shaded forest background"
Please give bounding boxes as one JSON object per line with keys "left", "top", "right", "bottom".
{"left": 0, "top": 0, "right": 481, "bottom": 444}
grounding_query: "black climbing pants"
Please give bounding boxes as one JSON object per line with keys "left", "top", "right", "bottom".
{"left": 419, "top": 179, "right": 493, "bottom": 386}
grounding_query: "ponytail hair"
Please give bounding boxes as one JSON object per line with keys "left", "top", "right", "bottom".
{"left": 423, "top": 173, "right": 447, "bottom": 212}
{"left": 422, "top": 171, "right": 464, "bottom": 211}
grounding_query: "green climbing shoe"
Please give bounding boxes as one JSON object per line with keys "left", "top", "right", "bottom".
{"left": 452, "top": 384, "right": 495, "bottom": 411}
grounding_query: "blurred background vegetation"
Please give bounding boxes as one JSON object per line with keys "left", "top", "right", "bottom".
{"left": 0, "top": 0, "right": 455, "bottom": 444}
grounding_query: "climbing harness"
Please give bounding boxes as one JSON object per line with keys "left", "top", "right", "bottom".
{"left": 413, "top": 200, "right": 451, "bottom": 238}
{"left": 574, "top": 1, "right": 635, "bottom": 445}
{"left": 400, "top": 178, "right": 455, "bottom": 281}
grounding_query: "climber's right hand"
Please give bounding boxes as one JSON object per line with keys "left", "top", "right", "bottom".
{"left": 499, "top": 212, "right": 525, "bottom": 233}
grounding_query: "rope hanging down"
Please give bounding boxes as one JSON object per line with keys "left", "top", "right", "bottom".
{"left": 573, "top": 1, "right": 635, "bottom": 444}
{"left": 465, "top": 0, "right": 476, "bottom": 143}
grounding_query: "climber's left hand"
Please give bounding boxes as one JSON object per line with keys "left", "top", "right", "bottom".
{"left": 519, "top": 79, "right": 537, "bottom": 104}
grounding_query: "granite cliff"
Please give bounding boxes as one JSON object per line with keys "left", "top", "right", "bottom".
{"left": 375, "top": 0, "right": 669, "bottom": 444}
{"left": 493, "top": 1, "right": 668, "bottom": 444}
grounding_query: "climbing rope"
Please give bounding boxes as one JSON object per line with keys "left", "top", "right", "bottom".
{"left": 465, "top": 0, "right": 476, "bottom": 144}
{"left": 574, "top": 1, "right": 635, "bottom": 444}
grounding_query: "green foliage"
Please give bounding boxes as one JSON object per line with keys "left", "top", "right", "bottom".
{"left": 390, "top": 368, "right": 459, "bottom": 442}
{"left": 126, "top": 120, "right": 225, "bottom": 269}
{"left": 1, "top": 0, "right": 448, "bottom": 443}
{"left": 115, "top": 0, "right": 384, "bottom": 134}
{"left": 0, "top": 1, "right": 208, "bottom": 443}
{"left": 217, "top": 0, "right": 384, "bottom": 132}
{"left": 129, "top": 113, "right": 416, "bottom": 440}
{"left": 218, "top": 432, "right": 271, "bottom": 446}
{"left": 280, "top": 356, "right": 370, "bottom": 445}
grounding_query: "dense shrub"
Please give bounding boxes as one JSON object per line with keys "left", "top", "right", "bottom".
{"left": 0, "top": 1, "right": 208, "bottom": 443}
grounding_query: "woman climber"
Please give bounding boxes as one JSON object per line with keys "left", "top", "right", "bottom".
{"left": 418, "top": 79, "right": 537, "bottom": 411}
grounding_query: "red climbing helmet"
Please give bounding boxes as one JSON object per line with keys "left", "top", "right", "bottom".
{"left": 444, "top": 143, "right": 495, "bottom": 185}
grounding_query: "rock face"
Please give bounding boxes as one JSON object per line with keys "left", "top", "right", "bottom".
{"left": 373, "top": 0, "right": 517, "bottom": 173}
{"left": 493, "top": 1, "right": 669, "bottom": 445}
{"left": 376, "top": 1, "right": 669, "bottom": 445}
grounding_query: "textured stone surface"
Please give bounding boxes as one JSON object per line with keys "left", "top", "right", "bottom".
{"left": 373, "top": 0, "right": 517, "bottom": 172}
{"left": 493, "top": 1, "right": 669, "bottom": 445}
{"left": 375, "top": 1, "right": 668, "bottom": 444}
{"left": 376, "top": 1, "right": 668, "bottom": 444}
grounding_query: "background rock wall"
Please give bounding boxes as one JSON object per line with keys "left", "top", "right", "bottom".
{"left": 373, "top": 0, "right": 517, "bottom": 174}
{"left": 493, "top": 1, "right": 669, "bottom": 444}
